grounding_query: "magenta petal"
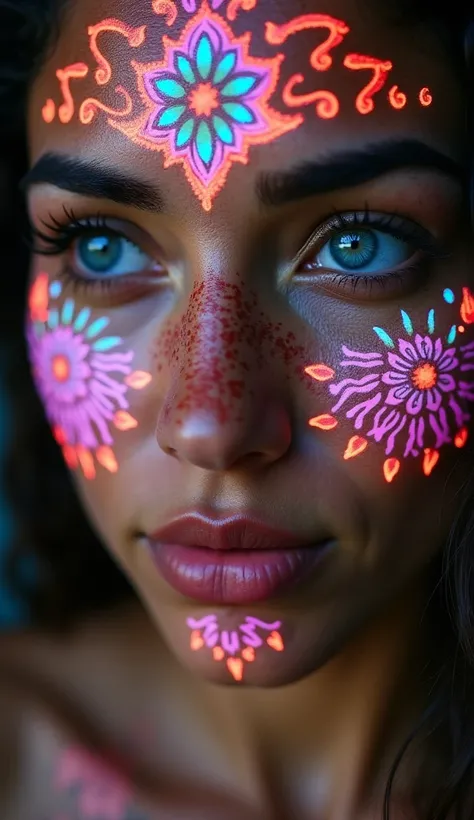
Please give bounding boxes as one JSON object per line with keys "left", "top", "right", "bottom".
{"left": 432, "top": 338, "right": 444, "bottom": 362}
{"left": 382, "top": 371, "right": 409, "bottom": 386}
{"left": 398, "top": 339, "right": 418, "bottom": 362}
{"left": 415, "top": 335, "right": 433, "bottom": 360}
{"left": 438, "top": 373, "right": 456, "bottom": 392}
{"left": 387, "top": 385, "right": 411, "bottom": 405}
{"left": 406, "top": 390, "right": 425, "bottom": 415}
{"left": 387, "top": 352, "right": 413, "bottom": 372}
{"left": 426, "top": 388, "right": 442, "bottom": 412}
{"left": 437, "top": 350, "right": 458, "bottom": 372}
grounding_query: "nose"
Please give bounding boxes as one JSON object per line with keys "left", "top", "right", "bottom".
{"left": 155, "top": 275, "right": 293, "bottom": 471}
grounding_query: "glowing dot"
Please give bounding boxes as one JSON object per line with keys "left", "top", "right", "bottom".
{"left": 411, "top": 362, "right": 437, "bottom": 391}
{"left": 227, "top": 658, "right": 244, "bottom": 682}
{"left": 267, "top": 631, "right": 284, "bottom": 652}
{"left": 309, "top": 414, "right": 338, "bottom": 431}
{"left": 213, "top": 647, "right": 225, "bottom": 661}
{"left": 190, "top": 630, "right": 204, "bottom": 651}
{"left": 52, "top": 426, "right": 67, "bottom": 446}
{"left": 443, "top": 288, "right": 455, "bottom": 304}
{"left": 455, "top": 428, "right": 468, "bottom": 449}
{"left": 49, "top": 281, "right": 62, "bottom": 299}
{"left": 96, "top": 446, "right": 118, "bottom": 474}
{"left": 113, "top": 411, "right": 138, "bottom": 431}
{"left": 242, "top": 647, "right": 255, "bottom": 662}
{"left": 383, "top": 458, "right": 400, "bottom": 483}
{"left": 459, "top": 326, "right": 466, "bottom": 333}
{"left": 427, "top": 309, "right": 435, "bottom": 334}
{"left": 124, "top": 371, "right": 153, "bottom": 390}
{"left": 344, "top": 436, "right": 368, "bottom": 460}
{"left": 400, "top": 310, "right": 413, "bottom": 335}
{"left": 423, "top": 448, "right": 440, "bottom": 477}
{"left": 373, "top": 327, "right": 394, "bottom": 348}
{"left": 304, "top": 364, "right": 335, "bottom": 382}
{"left": 52, "top": 355, "right": 70, "bottom": 383}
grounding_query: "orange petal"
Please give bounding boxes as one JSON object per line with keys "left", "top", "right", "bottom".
{"left": 96, "top": 446, "right": 118, "bottom": 474}
{"left": 28, "top": 272, "right": 49, "bottom": 323}
{"left": 383, "top": 458, "right": 400, "bottom": 483}
{"left": 53, "top": 425, "right": 67, "bottom": 446}
{"left": 304, "top": 364, "right": 335, "bottom": 382}
{"left": 125, "top": 371, "right": 152, "bottom": 390}
{"left": 190, "top": 630, "right": 204, "bottom": 651}
{"left": 455, "top": 428, "right": 469, "bottom": 449}
{"left": 213, "top": 646, "right": 225, "bottom": 661}
{"left": 76, "top": 447, "right": 96, "bottom": 481}
{"left": 461, "top": 287, "right": 474, "bottom": 325}
{"left": 309, "top": 414, "right": 338, "bottom": 431}
{"left": 62, "top": 445, "right": 78, "bottom": 470}
{"left": 267, "top": 631, "right": 284, "bottom": 652}
{"left": 344, "top": 436, "right": 368, "bottom": 460}
{"left": 227, "top": 657, "right": 244, "bottom": 682}
{"left": 241, "top": 647, "right": 255, "bottom": 662}
{"left": 113, "top": 410, "right": 138, "bottom": 431}
{"left": 423, "top": 449, "right": 440, "bottom": 477}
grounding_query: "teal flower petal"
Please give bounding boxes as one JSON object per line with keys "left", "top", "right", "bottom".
{"left": 157, "top": 104, "right": 186, "bottom": 127}
{"left": 213, "top": 51, "right": 237, "bottom": 84}
{"left": 196, "top": 120, "right": 214, "bottom": 166}
{"left": 175, "top": 54, "right": 196, "bottom": 84}
{"left": 154, "top": 78, "right": 186, "bottom": 99}
{"left": 222, "top": 102, "right": 256, "bottom": 124}
{"left": 221, "top": 75, "right": 259, "bottom": 98}
{"left": 195, "top": 34, "right": 213, "bottom": 80}
{"left": 176, "top": 118, "right": 195, "bottom": 148}
{"left": 212, "top": 115, "right": 234, "bottom": 145}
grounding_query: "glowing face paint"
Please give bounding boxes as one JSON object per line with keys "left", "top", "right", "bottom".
{"left": 40, "top": 2, "right": 434, "bottom": 210}
{"left": 186, "top": 614, "right": 284, "bottom": 682}
{"left": 27, "top": 275, "right": 152, "bottom": 480}
{"left": 55, "top": 745, "right": 133, "bottom": 817}
{"left": 306, "top": 287, "right": 474, "bottom": 483}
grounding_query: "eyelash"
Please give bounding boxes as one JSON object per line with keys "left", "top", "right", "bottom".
{"left": 29, "top": 205, "right": 445, "bottom": 298}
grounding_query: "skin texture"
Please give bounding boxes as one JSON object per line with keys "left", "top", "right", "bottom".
{"left": 15, "top": 0, "right": 472, "bottom": 815}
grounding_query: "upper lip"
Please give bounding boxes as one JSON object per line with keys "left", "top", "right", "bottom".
{"left": 147, "top": 512, "right": 315, "bottom": 552}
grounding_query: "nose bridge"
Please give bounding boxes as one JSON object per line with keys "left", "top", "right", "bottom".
{"left": 155, "top": 272, "right": 295, "bottom": 469}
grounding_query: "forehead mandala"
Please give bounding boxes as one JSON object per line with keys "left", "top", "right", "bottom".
{"left": 305, "top": 287, "right": 474, "bottom": 484}
{"left": 115, "top": 6, "right": 299, "bottom": 210}
{"left": 27, "top": 275, "right": 152, "bottom": 480}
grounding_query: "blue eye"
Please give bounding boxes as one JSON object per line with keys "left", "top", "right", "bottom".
{"left": 74, "top": 234, "right": 153, "bottom": 278}
{"left": 310, "top": 228, "right": 413, "bottom": 274}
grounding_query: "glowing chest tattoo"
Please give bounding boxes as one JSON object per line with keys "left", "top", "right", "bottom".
{"left": 41, "top": 0, "right": 433, "bottom": 210}
{"left": 28, "top": 274, "right": 152, "bottom": 480}
{"left": 305, "top": 287, "right": 474, "bottom": 483}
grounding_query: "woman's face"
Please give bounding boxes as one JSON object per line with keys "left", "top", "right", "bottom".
{"left": 26, "top": 0, "right": 470, "bottom": 686}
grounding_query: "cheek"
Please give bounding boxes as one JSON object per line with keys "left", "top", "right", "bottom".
{"left": 27, "top": 272, "right": 153, "bottom": 482}
{"left": 304, "top": 285, "right": 474, "bottom": 486}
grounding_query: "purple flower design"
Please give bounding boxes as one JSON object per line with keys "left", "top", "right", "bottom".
{"left": 30, "top": 326, "right": 91, "bottom": 405}
{"left": 325, "top": 334, "right": 474, "bottom": 459}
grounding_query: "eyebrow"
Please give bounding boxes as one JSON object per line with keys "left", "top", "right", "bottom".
{"left": 256, "top": 139, "right": 464, "bottom": 208}
{"left": 22, "top": 153, "right": 163, "bottom": 212}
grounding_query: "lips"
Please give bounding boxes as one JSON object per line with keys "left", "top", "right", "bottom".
{"left": 145, "top": 512, "right": 331, "bottom": 604}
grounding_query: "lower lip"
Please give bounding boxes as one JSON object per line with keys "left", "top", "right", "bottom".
{"left": 147, "top": 541, "right": 330, "bottom": 604}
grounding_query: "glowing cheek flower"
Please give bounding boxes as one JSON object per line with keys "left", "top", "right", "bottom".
{"left": 27, "top": 282, "right": 152, "bottom": 480}
{"left": 382, "top": 336, "right": 458, "bottom": 416}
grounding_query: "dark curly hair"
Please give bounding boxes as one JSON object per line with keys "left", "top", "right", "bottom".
{"left": 1, "top": 1, "right": 474, "bottom": 818}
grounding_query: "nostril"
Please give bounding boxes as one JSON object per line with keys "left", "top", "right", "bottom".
{"left": 164, "top": 446, "right": 178, "bottom": 458}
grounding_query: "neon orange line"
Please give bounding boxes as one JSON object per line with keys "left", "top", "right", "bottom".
{"left": 79, "top": 85, "right": 133, "bottom": 125}
{"left": 56, "top": 63, "right": 89, "bottom": 124}
{"left": 265, "top": 14, "right": 349, "bottom": 71}
{"left": 343, "top": 54, "right": 392, "bottom": 115}
{"left": 88, "top": 18, "right": 147, "bottom": 86}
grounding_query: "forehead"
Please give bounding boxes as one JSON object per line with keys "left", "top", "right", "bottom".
{"left": 29, "top": 0, "right": 464, "bottom": 216}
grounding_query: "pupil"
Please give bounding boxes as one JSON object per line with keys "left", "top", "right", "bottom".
{"left": 78, "top": 235, "right": 122, "bottom": 274}
{"left": 330, "top": 229, "right": 378, "bottom": 270}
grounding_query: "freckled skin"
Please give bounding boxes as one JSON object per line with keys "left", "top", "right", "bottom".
{"left": 153, "top": 273, "right": 308, "bottom": 426}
